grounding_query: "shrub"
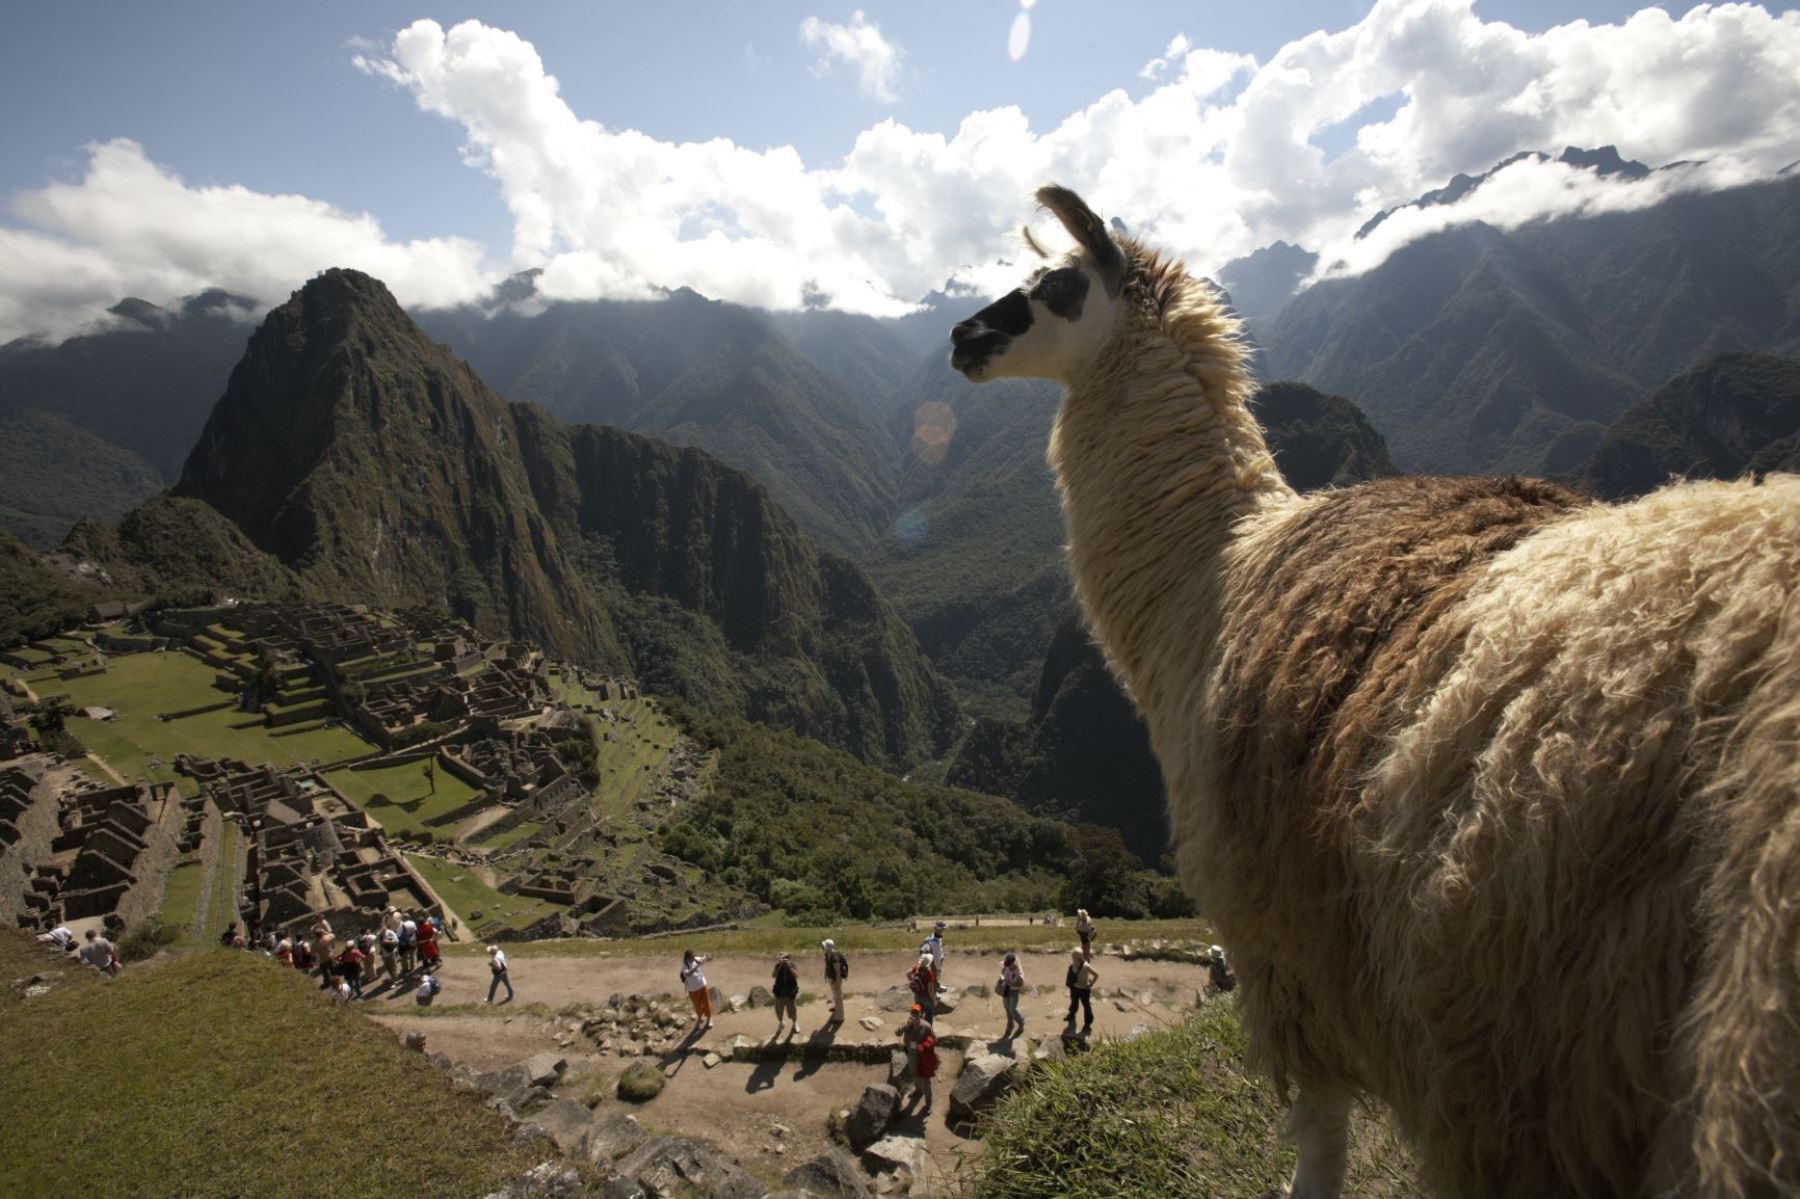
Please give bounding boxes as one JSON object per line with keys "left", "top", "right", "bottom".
{"left": 117, "top": 919, "right": 180, "bottom": 963}
{"left": 616, "top": 1062, "right": 665, "bottom": 1103}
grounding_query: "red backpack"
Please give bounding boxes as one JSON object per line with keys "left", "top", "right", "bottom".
{"left": 915, "top": 1034, "right": 939, "bottom": 1078}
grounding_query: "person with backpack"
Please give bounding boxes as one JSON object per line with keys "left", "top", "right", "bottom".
{"left": 486, "top": 944, "right": 514, "bottom": 1003}
{"left": 997, "top": 952, "right": 1026, "bottom": 1040}
{"left": 1206, "top": 944, "right": 1236, "bottom": 996}
{"left": 1065, "top": 948, "right": 1098, "bottom": 1034}
{"left": 922, "top": 921, "right": 946, "bottom": 989}
{"left": 398, "top": 913, "right": 418, "bottom": 975}
{"left": 772, "top": 952, "right": 800, "bottom": 1037}
{"left": 416, "top": 916, "right": 440, "bottom": 972}
{"left": 292, "top": 939, "right": 314, "bottom": 974}
{"left": 1074, "top": 909, "right": 1096, "bottom": 960}
{"left": 681, "top": 949, "right": 713, "bottom": 1029}
{"left": 338, "top": 944, "right": 366, "bottom": 998}
{"left": 897, "top": 1004, "right": 932, "bottom": 1103}
{"left": 821, "top": 939, "right": 849, "bottom": 1024}
{"left": 379, "top": 924, "right": 399, "bottom": 981}
{"left": 908, "top": 953, "right": 938, "bottom": 1021}
{"left": 910, "top": 1027, "right": 940, "bottom": 1117}
{"left": 415, "top": 972, "right": 441, "bottom": 1005}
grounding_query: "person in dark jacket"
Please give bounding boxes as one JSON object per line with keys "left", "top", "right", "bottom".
{"left": 772, "top": 951, "right": 800, "bottom": 1036}
{"left": 821, "top": 939, "right": 849, "bottom": 1024}
{"left": 1065, "top": 948, "right": 1097, "bottom": 1033}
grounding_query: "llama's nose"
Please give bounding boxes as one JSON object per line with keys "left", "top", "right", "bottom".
{"left": 950, "top": 321, "right": 980, "bottom": 346}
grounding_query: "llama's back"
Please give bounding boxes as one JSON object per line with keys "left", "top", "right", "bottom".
{"left": 1183, "top": 473, "right": 1800, "bottom": 1198}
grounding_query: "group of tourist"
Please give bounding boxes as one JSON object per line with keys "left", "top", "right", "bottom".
{"left": 36, "top": 923, "right": 121, "bottom": 975}
{"left": 237, "top": 905, "right": 455, "bottom": 1005}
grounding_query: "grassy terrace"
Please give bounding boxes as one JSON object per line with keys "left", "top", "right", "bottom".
{"left": 404, "top": 854, "right": 560, "bottom": 931}
{"left": 157, "top": 860, "right": 206, "bottom": 940}
{"left": 203, "top": 823, "right": 242, "bottom": 943}
{"left": 324, "top": 759, "right": 480, "bottom": 838}
{"left": 0, "top": 930, "right": 541, "bottom": 1198}
{"left": 14, "top": 651, "right": 373, "bottom": 792}
{"left": 545, "top": 669, "right": 682, "bottom": 821}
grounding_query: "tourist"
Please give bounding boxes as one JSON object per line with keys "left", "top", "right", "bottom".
{"left": 486, "top": 944, "right": 514, "bottom": 1004}
{"left": 356, "top": 928, "right": 377, "bottom": 972}
{"left": 219, "top": 922, "right": 240, "bottom": 949}
{"left": 907, "top": 953, "right": 938, "bottom": 1021}
{"left": 398, "top": 913, "right": 418, "bottom": 974}
{"left": 338, "top": 944, "right": 366, "bottom": 999}
{"left": 79, "top": 928, "right": 117, "bottom": 975}
{"left": 1065, "top": 948, "right": 1097, "bottom": 1034}
{"left": 37, "top": 926, "right": 75, "bottom": 952}
{"left": 416, "top": 972, "right": 441, "bottom": 1006}
{"left": 416, "top": 915, "right": 440, "bottom": 972}
{"left": 771, "top": 952, "right": 800, "bottom": 1036}
{"left": 292, "top": 939, "right": 314, "bottom": 974}
{"left": 997, "top": 952, "right": 1026, "bottom": 1040}
{"left": 379, "top": 924, "right": 399, "bottom": 980}
{"left": 821, "top": 938, "right": 849, "bottom": 1025}
{"left": 897, "top": 1004, "right": 931, "bottom": 1102}
{"left": 262, "top": 929, "right": 278, "bottom": 956}
{"left": 923, "top": 921, "right": 946, "bottom": 989}
{"left": 275, "top": 935, "right": 293, "bottom": 967}
{"left": 1206, "top": 945, "right": 1236, "bottom": 996}
{"left": 910, "top": 1027, "right": 940, "bottom": 1117}
{"left": 314, "top": 936, "right": 336, "bottom": 990}
{"left": 381, "top": 905, "right": 402, "bottom": 936}
{"left": 1075, "top": 909, "right": 1096, "bottom": 960}
{"left": 681, "top": 949, "right": 712, "bottom": 1030}
{"left": 330, "top": 976, "right": 353, "bottom": 1001}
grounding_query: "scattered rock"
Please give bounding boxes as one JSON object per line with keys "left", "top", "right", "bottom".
{"left": 932, "top": 987, "right": 959, "bottom": 1015}
{"left": 886, "top": 1050, "right": 910, "bottom": 1089}
{"left": 511, "top": 1123, "right": 552, "bottom": 1148}
{"left": 729, "top": 993, "right": 748, "bottom": 1013}
{"left": 846, "top": 1084, "right": 899, "bottom": 1152}
{"left": 614, "top": 1136, "right": 764, "bottom": 1199}
{"left": 403, "top": 1031, "right": 429, "bottom": 1052}
{"left": 1032, "top": 1037, "right": 1066, "bottom": 1064}
{"left": 860, "top": 1134, "right": 928, "bottom": 1179}
{"left": 585, "top": 1112, "right": 646, "bottom": 1164}
{"left": 481, "top": 1160, "right": 586, "bottom": 1199}
{"left": 1113, "top": 999, "right": 1133, "bottom": 1013}
{"left": 524, "top": 1098, "right": 600, "bottom": 1156}
{"left": 858, "top": 1016, "right": 883, "bottom": 1031}
{"left": 784, "top": 1146, "right": 872, "bottom": 1198}
{"left": 702, "top": 1052, "right": 722, "bottom": 1069}
{"left": 522, "top": 1053, "right": 568, "bottom": 1087}
{"left": 424, "top": 1050, "right": 452, "bottom": 1070}
{"left": 616, "top": 1062, "right": 666, "bottom": 1103}
{"left": 746, "top": 984, "right": 775, "bottom": 1009}
{"left": 1124, "top": 1023, "right": 1152, "bottom": 1042}
{"left": 949, "top": 1053, "right": 1027, "bottom": 1122}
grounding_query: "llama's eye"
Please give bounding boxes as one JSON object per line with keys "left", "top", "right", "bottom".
{"left": 1030, "top": 268, "right": 1089, "bottom": 320}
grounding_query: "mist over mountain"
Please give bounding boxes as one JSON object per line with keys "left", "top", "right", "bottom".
{"left": 1260, "top": 167, "right": 1800, "bottom": 476}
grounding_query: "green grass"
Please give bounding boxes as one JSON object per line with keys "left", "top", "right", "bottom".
{"left": 22, "top": 651, "right": 373, "bottom": 789}
{"left": 157, "top": 861, "right": 205, "bottom": 941}
{"left": 0, "top": 930, "right": 543, "bottom": 1198}
{"left": 968, "top": 1002, "right": 1417, "bottom": 1199}
{"left": 324, "top": 760, "right": 479, "bottom": 837}
{"left": 202, "top": 823, "right": 242, "bottom": 944}
{"left": 403, "top": 854, "right": 560, "bottom": 931}
{"left": 453, "top": 917, "right": 1215, "bottom": 958}
{"left": 475, "top": 818, "right": 542, "bottom": 850}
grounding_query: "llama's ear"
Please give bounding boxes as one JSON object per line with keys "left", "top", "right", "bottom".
{"left": 1036, "top": 184, "right": 1125, "bottom": 295}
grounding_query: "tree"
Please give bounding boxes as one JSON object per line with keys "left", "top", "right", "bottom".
{"left": 422, "top": 759, "right": 436, "bottom": 796}
{"left": 26, "top": 695, "right": 76, "bottom": 735}
{"left": 1060, "top": 824, "right": 1150, "bottom": 918}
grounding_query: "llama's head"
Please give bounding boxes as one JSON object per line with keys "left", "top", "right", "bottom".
{"left": 949, "top": 185, "right": 1131, "bottom": 384}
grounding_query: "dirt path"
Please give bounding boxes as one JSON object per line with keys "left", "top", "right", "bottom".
{"left": 366, "top": 948, "right": 1211, "bottom": 1188}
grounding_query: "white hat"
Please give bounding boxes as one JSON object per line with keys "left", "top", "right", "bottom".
{"left": 1209, "top": 944, "right": 1224, "bottom": 960}
{"left": 934, "top": 921, "right": 946, "bottom": 931}
{"left": 821, "top": 939, "right": 835, "bottom": 950}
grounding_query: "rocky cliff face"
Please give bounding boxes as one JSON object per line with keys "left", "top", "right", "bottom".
{"left": 165, "top": 269, "right": 955, "bottom": 768}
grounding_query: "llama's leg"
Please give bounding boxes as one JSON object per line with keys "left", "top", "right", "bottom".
{"left": 1286, "top": 1084, "right": 1352, "bottom": 1199}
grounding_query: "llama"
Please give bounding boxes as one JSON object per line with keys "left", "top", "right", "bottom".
{"left": 949, "top": 185, "right": 1800, "bottom": 1198}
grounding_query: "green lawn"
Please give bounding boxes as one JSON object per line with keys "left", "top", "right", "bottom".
{"left": 325, "top": 760, "right": 480, "bottom": 837}
{"left": 404, "top": 854, "right": 560, "bottom": 931}
{"left": 24, "top": 651, "right": 373, "bottom": 789}
{"left": 0, "top": 929, "right": 543, "bottom": 1198}
{"left": 474, "top": 818, "right": 541, "bottom": 850}
{"left": 157, "top": 861, "right": 206, "bottom": 941}
{"left": 202, "top": 824, "right": 242, "bottom": 944}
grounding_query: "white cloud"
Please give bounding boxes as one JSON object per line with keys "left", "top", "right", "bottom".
{"left": 0, "top": 138, "right": 492, "bottom": 343}
{"left": 1139, "top": 33, "right": 1192, "bottom": 80}
{"left": 4, "top": 2, "right": 1799, "bottom": 342}
{"left": 799, "top": 10, "right": 902, "bottom": 103}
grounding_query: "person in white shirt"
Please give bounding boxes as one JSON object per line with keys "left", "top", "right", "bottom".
{"left": 681, "top": 949, "right": 712, "bottom": 1029}
{"left": 923, "top": 921, "right": 947, "bottom": 988}
{"left": 486, "top": 945, "right": 513, "bottom": 1003}
{"left": 79, "top": 928, "right": 116, "bottom": 974}
{"left": 38, "top": 926, "right": 75, "bottom": 951}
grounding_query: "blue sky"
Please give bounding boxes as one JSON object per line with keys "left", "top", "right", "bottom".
{"left": 2, "top": 2, "right": 1798, "bottom": 337}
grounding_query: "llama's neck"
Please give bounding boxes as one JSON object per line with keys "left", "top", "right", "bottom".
{"left": 1048, "top": 301, "right": 1293, "bottom": 715}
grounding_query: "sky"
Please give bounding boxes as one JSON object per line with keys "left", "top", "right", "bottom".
{"left": 2, "top": 1, "right": 1798, "bottom": 340}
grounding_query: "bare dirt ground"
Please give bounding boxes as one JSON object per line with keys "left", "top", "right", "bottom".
{"left": 366, "top": 948, "right": 1214, "bottom": 1190}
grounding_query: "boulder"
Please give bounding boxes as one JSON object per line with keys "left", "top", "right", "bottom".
{"left": 746, "top": 984, "right": 775, "bottom": 1008}
{"left": 886, "top": 1050, "right": 911, "bottom": 1090}
{"left": 948, "top": 1053, "right": 1027, "bottom": 1122}
{"left": 783, "top": 1147, "right": 872, "bottom": 1198}
{"left": 614, "top": 1136, "right": 765, "bottom": 1199}
{"left": 480, "top": 1160, "right": 588, "bottom": 1199}
{"left": 585, "top": 1112, "right": 647, "bottom": 1164}
{"left": 874, "top": 986, "right": 914, "bottom": 1013}
{"left": 522, "top": 1053, "right": 568, "bottom": 1087}
{"left": 475, "top": 1063, "right": 537, "bottom": 1103}
{"left": 524, "top": 1098, "right": 599, "bottom": 1156}
{"left": 1032, "top": 1036, "right": 1066, "bottom": 1064}
{"left": 845, "top": 1083, "right": 899, "bottom": 1151}
{"left": 932, "top": 986, "right": 959, "bottom": 1015}
{"left": 858, "top": 1016, "right": 883, "bottom": 1031}
{"left": 860, "top": 1135, "right": 928, "bottom": 1178}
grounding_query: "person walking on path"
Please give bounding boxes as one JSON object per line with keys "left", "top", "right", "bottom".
{"left": 897, "top": 1004, "right": 932, "bottom": 1105}
{"left": 1065, "top": 948, "right": 1097, "bottom": 1034}
{"left": 416, "top": 916, "right": 440, "bottom": 972}
{"left": 338, "top": 944, "right": 366, "bottom": 999}
{"left": 1206, "top": 944, "right": 1236, "bottom": 997}
{"left": 486, "top": 944, "right": 514, "bottom": 1004}
{"left": 79, "top": 928, "right": 117, "bottom": 975}
{"left": 821, "top": 939, "right": 849, "bottom": 1025}
{"left": 379, "top": 924, "right": 399, "bottom": 980}
{"left": 910, "top": 1028, "right": 940, "bottom": 1117}
{"left": 681, "top": 950, "right": 713, "bottom": 1029}
{"left": 772, "top": 952, "right": 800, "bottom": 1037}
{"left": 1074, "top": 909, "right": 1096, "bottom": 960}
{"left": 922, "top": 922, "right": 946, "bottom": 989}
{"left": 998, "top": 953, "right": 1026, "bottom": 1040}
{"left": 908, "top": 953, "right": 938, "bottom": 1021}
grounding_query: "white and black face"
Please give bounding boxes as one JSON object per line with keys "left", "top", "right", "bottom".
{"left": 948, "top": 257, "right": 1121, "bottom": 383}
{"left": 949, "top": 185, "right": 1128, "bottom": 385}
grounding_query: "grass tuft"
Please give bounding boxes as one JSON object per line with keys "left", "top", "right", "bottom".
{"left": 616, "top": 1062, "right": 667, "bottom": 1103}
